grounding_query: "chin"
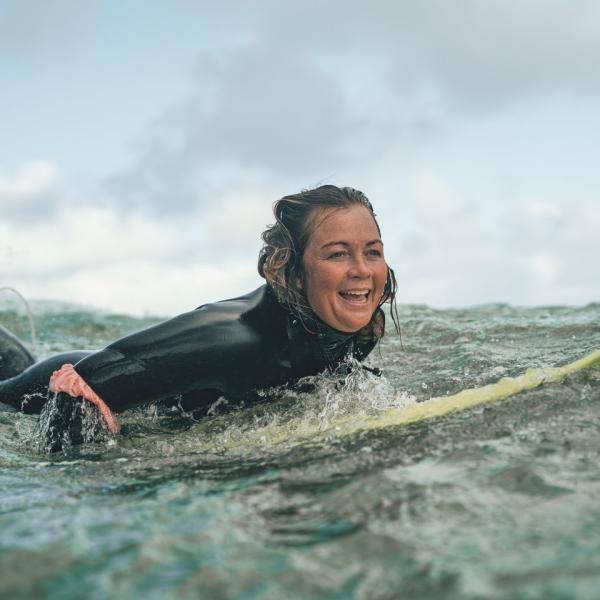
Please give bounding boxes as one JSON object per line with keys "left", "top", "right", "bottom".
{"left": 337, "top": 315, "right": 372, "bottom": 333}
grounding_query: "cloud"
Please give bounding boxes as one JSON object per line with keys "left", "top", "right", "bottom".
{"left": 259, "top": 1, "right": 600, "bottom": 109}
{"left": 0, "top": 161, "right": 61, "bottom": 222}
{"left": 0, "top": 162, "right": 272, "bottom": 314}
{"left": 0, "top": 200, "right": 263, "bottom": 315}
{"left": 198, "top": 185, "right": 278, "bottom": 254}
{"left": 103, "top": 1, "right": 600, "bottom": 221}
{"left": 0, "top": 1, "right": 98, "bottom": 57}
{"left": 0, "top": 161, "right": 58, "bottom": 199}
{"left": 106, "top": 44, "right": 372, "bottom": 214}
{"left": 37, "top": 260, "right": 261, "bottom": 317}
{"left": 408, "top": 171, "right": 469, "bottom": 223}
{"left": 384, "top": 171, "right": 600, "bottom": 307}
{"left": 3, "top": 3, "right": 600, "bottom": 312}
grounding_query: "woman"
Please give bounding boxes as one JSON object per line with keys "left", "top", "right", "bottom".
{"left": 0, "top": 185, "right": 399, "bottom": 449}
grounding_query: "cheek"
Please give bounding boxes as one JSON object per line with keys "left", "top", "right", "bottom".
{"left": 373, "top": 264, "right": 388, "bottom": 296}
{"left": 303, "top": 262, "right": 340, "bottom": 302}
{"left": 314, "top": 264, "right": 343, "bottom": 292}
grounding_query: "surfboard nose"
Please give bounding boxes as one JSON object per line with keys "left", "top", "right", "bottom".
{"left": 0, "top": 324, "right": 35, "bottom": 381}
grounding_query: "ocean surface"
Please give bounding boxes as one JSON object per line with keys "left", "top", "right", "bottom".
{"left": 1, "top": 296, "right": 600, "bottom": 599}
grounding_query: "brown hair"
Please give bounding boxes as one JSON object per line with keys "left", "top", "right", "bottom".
{"left": 258, "top": 185, "right": 400, "bottom": 339}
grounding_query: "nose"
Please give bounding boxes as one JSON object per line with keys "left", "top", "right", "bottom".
{"left": 348, "top": 254, "right": 371, "bottom": 279}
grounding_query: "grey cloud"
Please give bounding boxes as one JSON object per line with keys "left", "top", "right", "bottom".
{"left": 401, "top": 2, "right": 600, "bottom": 110}
{"left": 105, "top": 44, "right": 402, "bottom": 213}
{"left": 105, "top": 1, "right": 600, "bottom": 214}
{"left": 1, "top": 190, "right": 60, "bottom": 223}
{"left": 0, "top": 1, "right": 99, "bottom": 57}
{"left": 184, "top": 49, "right": 349, "bottom": 170}
{"left": 0, "top": 163, "right": 62, "bottom": 223}
{"left": 259, "top": 1, "right": 600, "bottom": 109}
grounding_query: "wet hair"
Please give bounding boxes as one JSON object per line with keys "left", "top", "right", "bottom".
{"left": 258, "top": 184, "right": 400, "bottom": 339}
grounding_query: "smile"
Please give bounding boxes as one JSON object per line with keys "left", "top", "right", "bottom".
{"left": 338, "top": 289, "right": 371, "bottom": 304}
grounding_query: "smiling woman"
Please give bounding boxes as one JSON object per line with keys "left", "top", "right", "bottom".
{"left": 258, "top": 186, "right": 398, "bottom": 338}
{"left": 0, "top": 185, "right": 399, "bottom": 451}
{"left": 301, "top": 204, "right": 388, "bottom": 332}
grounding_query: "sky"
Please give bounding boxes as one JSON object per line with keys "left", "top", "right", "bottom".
{"left": 1, "top": 1, "right": 599, "bottom": 316}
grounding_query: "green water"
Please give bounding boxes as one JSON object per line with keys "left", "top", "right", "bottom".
{"left": 1, "top": 299, "right": 600, "bottom": 599}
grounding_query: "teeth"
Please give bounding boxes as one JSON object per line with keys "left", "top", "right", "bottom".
{"left": 340, "top": 290, "right": 369, "bottom": 297}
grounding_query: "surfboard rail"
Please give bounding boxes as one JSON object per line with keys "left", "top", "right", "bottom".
{"left": 324, "top": 349, "right": 600, "bottom": 436}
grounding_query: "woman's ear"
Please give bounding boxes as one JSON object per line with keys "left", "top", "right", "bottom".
{"left": 295, "top": 275, "right": 303, "bottom": 290}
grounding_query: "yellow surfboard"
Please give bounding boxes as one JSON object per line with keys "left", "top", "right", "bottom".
{"left": 321, "top": 349, "right": 600, "bottom": 438}
{"left": 188, "top": 349, "right": 600, "bottom": 455}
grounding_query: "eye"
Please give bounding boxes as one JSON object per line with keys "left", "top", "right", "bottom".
{"left": 366, "top": 248, "right": 383, "bottom": 257}
{"left": 327, "top": 250, "right": 348, "bottom": 259}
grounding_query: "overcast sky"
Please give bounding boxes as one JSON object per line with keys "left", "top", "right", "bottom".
{"left": 1, "top": 1, "right": 599, "bottom": 315}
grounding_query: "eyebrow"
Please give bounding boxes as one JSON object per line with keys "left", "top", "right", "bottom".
{"left": 320, "top": 239, "right": 383, "bottom": 249}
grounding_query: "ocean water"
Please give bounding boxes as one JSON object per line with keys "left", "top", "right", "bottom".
{"left": 1, "top": 297, "right": 600, "bottom": 599}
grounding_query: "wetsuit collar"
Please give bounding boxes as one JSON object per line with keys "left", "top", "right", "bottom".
{"left": 261, "top": 284, "right": 377, "bottom": 375}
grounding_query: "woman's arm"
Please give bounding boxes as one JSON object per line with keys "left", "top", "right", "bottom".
{"left": 74, "top": 302, "right": 263, "bottom": 413}
{"left": 0, "top": 351, "right": 92, "bottom": 413}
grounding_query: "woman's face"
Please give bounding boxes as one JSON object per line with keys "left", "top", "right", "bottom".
{"left": 301, "top": 204, "right": 388, "bottom": 332}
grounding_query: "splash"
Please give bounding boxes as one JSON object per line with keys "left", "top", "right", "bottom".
{"left": 32, "top": 393, "right": 108, "bottom": 453}
{"left": 11, "top": 359, "right": 415, "bottom": 456}
{"left": 123, "top": 359, "right": 416, "bottom": 458}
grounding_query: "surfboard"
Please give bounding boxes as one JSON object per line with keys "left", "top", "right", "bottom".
{"left": 321, "top": 349, "right": 600, "bottom": 438}
{"left": 189, "top": 349, "right": 600, "bottom": 454}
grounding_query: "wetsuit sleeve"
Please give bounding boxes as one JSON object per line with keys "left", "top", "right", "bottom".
{"left": 73, "top": 304, "right": 263, "bottom": 412}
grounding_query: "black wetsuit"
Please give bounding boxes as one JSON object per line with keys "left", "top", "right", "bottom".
{"left": 0, "top": 285, "right": 377, "bottom": 417}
